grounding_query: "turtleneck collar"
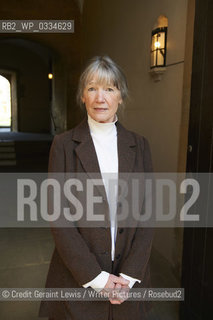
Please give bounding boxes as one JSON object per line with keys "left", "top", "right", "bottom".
{"left": 87, "top": 114, "right": 118, "bottom": 136}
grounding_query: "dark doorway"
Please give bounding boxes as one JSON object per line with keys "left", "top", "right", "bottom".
{"left": 181, "top": 0, "right": 213, "bottom": 319}
{"left": 0, "top": 38, "right": 53, "bottom": 133}
{"left": 0, "top": 70, "right": 18, "bottom": 132}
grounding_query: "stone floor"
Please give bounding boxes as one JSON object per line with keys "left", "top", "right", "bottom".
{"left": 0, "top": 228, "right": 180, "bottom": 320}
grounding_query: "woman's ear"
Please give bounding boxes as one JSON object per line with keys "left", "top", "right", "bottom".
{"left": 119, "top": 98, "right": 123, "bottom": 105}
{"left": 118, "top": 91, "right": 123, "bottom": 105}
{"left": 81, "top": 96, "right": 85, "bottom": 103}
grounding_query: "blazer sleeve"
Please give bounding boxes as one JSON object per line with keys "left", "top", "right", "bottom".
{"left": 48, "top": 135, "right": 102, "bottom": 286}
{"left": 118, "top": 137, "right": 155, "bottom": 282}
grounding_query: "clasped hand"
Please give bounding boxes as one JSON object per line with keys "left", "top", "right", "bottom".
{"left": 101, "top": 274, "right": 130, "bottom": 304}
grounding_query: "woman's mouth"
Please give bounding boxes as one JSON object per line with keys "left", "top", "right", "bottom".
{"left": 94, "top": 108, "right": 108, "bottom": 112}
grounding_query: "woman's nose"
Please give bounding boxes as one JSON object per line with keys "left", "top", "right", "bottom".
{"left": 96, "top": 89, "right": 105, "bottom": 102}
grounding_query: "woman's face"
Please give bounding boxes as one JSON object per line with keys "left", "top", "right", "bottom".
{"left": 81, "top": 76, "right": 122, "bottom": 123}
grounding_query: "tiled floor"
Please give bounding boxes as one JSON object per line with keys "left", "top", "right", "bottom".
{"left": 0, "top": 228, "right": 180, "bottom": 320}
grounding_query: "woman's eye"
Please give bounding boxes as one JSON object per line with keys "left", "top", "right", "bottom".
{"left": 106, "top": 87, "right": 114, "bottom": 92}
{"left": 88, "top": 87, "right": 95, "bottom": 91}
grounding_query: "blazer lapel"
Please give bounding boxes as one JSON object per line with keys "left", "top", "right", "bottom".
{"left": 116, "top": 122, "right": 137, "bottom": 231}
{"left": 116, "top": 121, "right": 136, "bottom": 178}
{"left": 72, "top": 118, "right": 108, "bottom": 202}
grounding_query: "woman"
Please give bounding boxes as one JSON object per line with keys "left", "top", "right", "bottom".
{"left": 39, "top": 56, "right": 154, "bottom": 320}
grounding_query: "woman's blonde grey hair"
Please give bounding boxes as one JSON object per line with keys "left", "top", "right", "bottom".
{"left": 77, "top": 55, "right": 129, "bottom": 109}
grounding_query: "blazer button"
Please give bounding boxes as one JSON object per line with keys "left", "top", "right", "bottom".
{"left": 116, "top": 254, "right": 121, "bottom": 259}
{"left": 119, "top": 228, "right": 124, "bottom": 234}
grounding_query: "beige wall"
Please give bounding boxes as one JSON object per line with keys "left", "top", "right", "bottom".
{"left": 82, "top": 0, "right": 194, "bottom": 278}
{"left": 82, "top": 0, "right": 188, "bottom": 171}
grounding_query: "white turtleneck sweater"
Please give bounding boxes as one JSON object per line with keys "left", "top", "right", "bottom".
{"left": 82, "top": 114, "right": 141, "bottom": 292}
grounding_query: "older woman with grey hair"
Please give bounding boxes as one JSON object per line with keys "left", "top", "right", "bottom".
{"left": 39, "top": 56, "right": 154, "bottom": 320}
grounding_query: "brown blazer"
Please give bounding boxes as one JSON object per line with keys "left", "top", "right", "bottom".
{"left": 39, "top": 118, "right": 154, "bottom": 320}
